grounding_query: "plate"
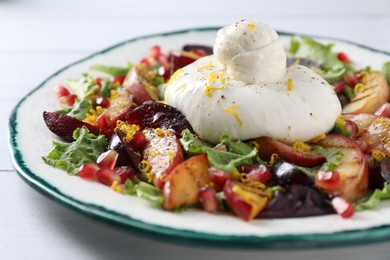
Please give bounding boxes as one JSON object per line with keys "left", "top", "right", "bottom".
{"left": 8, "top": 27, "right": 390, "bottom": 249}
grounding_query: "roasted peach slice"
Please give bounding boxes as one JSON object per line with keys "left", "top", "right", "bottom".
{"left": 163, "top": 154, "right": 212, "bottom": 211}
{"left": 254, "top": 137, "right": 325, "bottom": 167}
{"left": 342, "top": 70, "right": 389, "bottom": 114}
{"left": 315, "top": 134, "right": 368, "bottom": 202}
{"left": 142, "top": 128, "right": 184, "bottom": 189}
{"left": 123, "top": 64, "right": 159, "bottom": 105}
{"left": 223, "top": 180, "right": 270, "bottom": 221}
{"left": 343, "top": 113, "right": 390, "bottom": 156}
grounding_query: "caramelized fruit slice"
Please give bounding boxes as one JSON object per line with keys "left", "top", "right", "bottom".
{"left": 123, "top": 64, "right": 159, "bottom": 105}
{"left": 223, "top": 180, "right": 270, "bottom": 221}
{"left": 163, "top": 154, "right": 212, "bottom": 211}
{"left": 315, "top": 134, "right": 368, "bottom": 202}
{"left": 142, "top": 128, "right": 184, "bottom": 189}
{"left": 342, "top": 70, "right": 389, "bottom": 114}
{"left": 343, "top": 113, "right": 390, "bottom": 156}
{"left": 255, "top": 137, "right": 325, "bottom": 167}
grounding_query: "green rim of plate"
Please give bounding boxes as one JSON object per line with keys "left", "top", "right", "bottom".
{"left": 8, "top": 27, "right": 390, "bottom": 249}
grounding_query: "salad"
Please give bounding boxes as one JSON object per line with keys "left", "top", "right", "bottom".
{"left": 42, "top": 20, "right": 390, "bottom": 221}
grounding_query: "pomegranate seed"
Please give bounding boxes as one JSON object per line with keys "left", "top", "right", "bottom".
{"left": 158, "top": 55, "right": 169, "bottom": 66}
{"left": 342, "top": 72, "right": 360, "bottom": 88}
{"left": 112, "top": 75, "right": 125, "bottom": 86}
{"left": 149, "top": 45, "right": 161, "bottom": 59}
{"left": 95, "top": 96, "right": 110, "bottom": 108}
{"left": 140, "top": 57, "right": 152, "bottom": 67}
{"left": 375, "top": 103, "right": 390, "bottom": 118}
{"left": 209, "top": 168, "right": 230, "bottom": 192}
{"left": 316, "top": 170, "right": 341, "bottom": 190}
{"left": 333, "top": 81, "right": 345, "bottom": 94}
{"left": 97, "top": 150, "right": 118, "bottom": 170}
{"left": 97, "top": 112, "right": 111, "bottom": 132}
{"left": 95, "top": 77, "right": 103, "bottom": 87}
{"left": 56, "top": 86, "right": 70, "bottom": 98}
{"left": 78, "top": 163, "right": 99, "bottom": 180}
{"left": 331, "top": 197, "right": 354, "bottom": 218}
{"left": 114, "top": 166, "right": 135, "bottom": 183}
{"left": 247, "top": 164, "right": 273, "bottom": 184}
{"left": 158, "top": 65, "right": 170, "bottom": 80}
{"left": 199, "top": 187, "right": 219, "bottom": 213}
{"left": 59, "top": 94, "right": 77, "bottom": 107}
{"left": 337, "top": 52, "right": 351, "bottom": 64}
{"left": 97, "top": 113, "right": 114, "bottom": 139}
{"left": 96, "top": 167, "right": 121, "bottom": 186}
{"left": 131, "top": 130, "right": 147, "bottom": 149}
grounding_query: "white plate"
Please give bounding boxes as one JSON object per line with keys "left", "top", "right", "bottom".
{"left": 8, "top": 27, "right": 390, "bottom": 248}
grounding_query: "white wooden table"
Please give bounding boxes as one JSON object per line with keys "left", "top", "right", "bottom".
{"left": 2, "top": 0, "right": 390, "bottom": 259}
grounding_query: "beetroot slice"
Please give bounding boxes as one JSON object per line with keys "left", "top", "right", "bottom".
{"left": 43, "top": 111, "right": 101, "bottom": 142}
{"left": 125, "top": 101, "right": 193, "bottom": 136}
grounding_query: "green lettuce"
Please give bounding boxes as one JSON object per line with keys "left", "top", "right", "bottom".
{"left": 382, "top": 61, "right": 390, "bottom": 85}
{"left": 180, "top": 129, "right": 212, "bottom": 155}
{"left": 331, "top": 122, "right": 352, "bottom": 138}
{"left": 67, "top": 75, "right": 100, "bottom": 100}
{"left": 65, "top": 97, "right": 93, "bottom": 120}
{"left": 289, "top": 37, "right": 351, "bottom": 83}
{"left": 125, "top": 178, "right": 163, "bottom": 208}
{"left": 313, "top": 146, "right": 343, "bottom": 171}
{"left": 42, "top": 126, "right": 107, "bottom": 175}
{"left": 297, "top": 146, "right": 343, "bottom": 176}
{"left": 90, "top": 63, "right": 132, "bottom": 77}
{"left": 180, "top": 130, "right": 260, "bottom": 173}
{"left": 355, "top": 183, "right": 390, "bottom": 211}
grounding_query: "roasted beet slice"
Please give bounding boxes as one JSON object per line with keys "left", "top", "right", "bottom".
{"left": 259, "top": 184, "right": 334, "bottom": 218}
{"left": 115, "top": 130, "right": 142, "bottom": 168}
{"left": 43, "top": 111, "right": 101, "bottom": 142}
{"left": 108, "top": 133, "right": 134, "bottom": 167}
{"left": 168, "top": 51, "right": 197, "bottom": 76}
{"left": 125, "top": 101, "right": 193, "bottom": 136}
{"left": 182, "top": 44, "right": 213, "bottom": 55}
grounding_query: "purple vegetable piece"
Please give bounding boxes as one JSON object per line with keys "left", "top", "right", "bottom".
{"left": 182, "top": 44, "right": 213, "bottom": 55}
{"left": 43, "top": 111, "right": 101, "bottom": 142}
{"left": 125, "top": 101, "right": 194, "bottom": 136}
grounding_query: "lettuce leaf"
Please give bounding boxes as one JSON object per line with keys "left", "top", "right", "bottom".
{"left": 355, "top": 183, "right": 390, "bottom": 211}
{"left": 289, "top": 37, "right": 350, "bottom": 83}
{"left": 313, "top": 146, "right": 343, "bottom": 171}
{"left": 67, "top": 75, "right": 100, "bottom": 100}
{"left": 297, "top": 146, "right": 343, "bottom": 176}
{"left": 90, "top": 63, "right": 132, "bottom": 77}
{"left": 125, "top": 178, "right": 163, "bottom": 208}
{"left": 180, "top": 130, "right": 259, "bottom": 173}
{"left": 65, "top": 97, "right": 93, "bottom": 120}
{"left": 180, "top": 129, "right": 212, "bottom": 155}
{"left": 206, "top": 147, "right": 258, "bottom": 173}
{"left": 42, "top": 126, "right": 107, "bottom": 175}
{"left": 382, "top": 61, "right": 390, "bottom": 85}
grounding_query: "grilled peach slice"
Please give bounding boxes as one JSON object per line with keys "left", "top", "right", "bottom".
{"left": 255, "top": 137, "right": 325, "bottom": 167}
{"left": 123, "top": 64, "right": 158, "bottom": 105}
{"left": 223, "top": 180, "right": 270, "bottom": 221}
{"left": 343, "top": 113, "right": 390, "bottom": 156}
{"left": 142, "top": 128, "right": 184, "bottom": 189}
{"left": 163, "top": 154, "right": 212, "bottom": 211}
{"left": 315, "top": 134, "right": 368, "bottom": 202}
{"left": 342, "top": 70, "right": 389, "bottom": 114}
